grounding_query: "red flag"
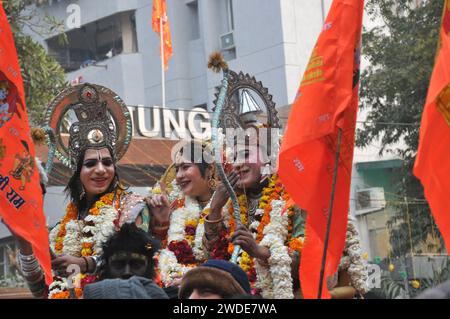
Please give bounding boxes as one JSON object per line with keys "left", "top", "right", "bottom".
{"left": 414, "top": 0, "right": 450, "bottom": 250}
{"left": 0, "top": 2, "right": 52, "bottom": 285}
{"left": 152, "top": 0, "right": 173, "bottom": 70}
{"left": 278, "top": 0, "right": 363, "bottom": 299}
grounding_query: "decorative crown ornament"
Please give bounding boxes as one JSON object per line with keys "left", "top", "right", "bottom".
{"left": 43, "top": 83, "right": 132, "bottom": 171}
{"left": 68, "top": 84, "right": 117, "bottom": 167}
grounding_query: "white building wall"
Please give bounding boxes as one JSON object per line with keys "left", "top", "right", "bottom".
{"left": 27, "top": 0, "right": 337, "bottom": 112}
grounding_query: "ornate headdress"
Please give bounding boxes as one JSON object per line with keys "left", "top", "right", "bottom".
{"left": 42, "top": 83, "right": 132, "bottom": 171}
{"left": 207, "top": 52, "right": 281, "bottom": 263}
{"left": 68, "top": 84, "right": 117, "bottom": 166}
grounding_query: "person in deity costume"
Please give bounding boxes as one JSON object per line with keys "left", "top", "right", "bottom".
{"left": 146, "top": 140, "right": 218, "bottom": 294}
{"left": 10, "top": 83, "right": 153, "bottom": 299}
{"left": 201, "top": 52, "right": 368, "bottom": 299}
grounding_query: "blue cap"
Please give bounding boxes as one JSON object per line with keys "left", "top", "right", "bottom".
{"left": 200, "top": 259, "right": 251, "bottom": 294}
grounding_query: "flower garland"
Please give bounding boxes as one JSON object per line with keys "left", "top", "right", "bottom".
{"left": 256, "top": 199, "right": 293, "bottom": 299}
{"left": 339, "top": 217, "right": 369, "bottom": 295}
{"left": 48, "top": 190, "right": 124, "bottom": 299}
{"left": 157, "top": 195, "right": 211, "bottom": 287}
{"left": 215, "top": 174, "right": 297, "bottom": 298}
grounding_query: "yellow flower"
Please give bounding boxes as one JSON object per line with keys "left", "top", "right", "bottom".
{"left": 389, "top": 264, "right": 395, "bottom": 272}
{"left": 411, "top": 280, "right": 420, "bottom": 289}
{"left": 186, "top": 220, "right": 198, "bottom": 228}
{"left": 96, "top": 201, "right": 105, "bottom": 209}
{"left": 239, "top": 252, "right": 252, "bottom": 272}
{"left": 362, "top": 252, "right": 369, "bottom": 260}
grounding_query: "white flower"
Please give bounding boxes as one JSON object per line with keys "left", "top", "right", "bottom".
{"left": 159, "top": 192, "right": 212, "bottom": 286}
{"left": 249, "top": 220, "right": 260, "bottom": 232}
{"left": 256, "top": 198, "right": 294, "bottom": 299}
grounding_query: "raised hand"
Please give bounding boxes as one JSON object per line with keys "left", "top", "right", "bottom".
{"left": 51, "top": 255, "right": 87, "bottom": 275}
{"left": 145, "top": 194, "right": 171, "bottom": 225}
{"left": 210, "top": 171, "right": 240, "bottom": 219}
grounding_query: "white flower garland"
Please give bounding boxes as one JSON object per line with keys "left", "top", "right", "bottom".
{"left": 84, "top": 205, "right": 117, "bottom": 255}
{"left": 49, "top": 205, "right": 119, "bottom": 258}
{"left": 62, "top": 220, "right": 83, "bottom": 257}
{"left": 339, "top": 218, "right": 369, "bottom": 295}
{"left": 255, "top": 199, "right": 294, "bottom": 299}
{"left": 158, "top": 195, "right": 211, "bottom": 287}
{"left": 48, "top": 278, "right": 67, "bottom": 299}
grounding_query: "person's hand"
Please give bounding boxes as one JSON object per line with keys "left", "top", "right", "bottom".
{"left": 166, "top": 277, "right": 182, "bottom": 287}
{"left": 51, "top": 255, "right": 87, "bottom": 275}
{"left": 145, "top": 194, "right": 171, "bottom": 225}
{"left": 231, "top": 225, "right": 270, "bottom": 261}
{"left": 210, "top": 171, "right": 240, "bottom": 218}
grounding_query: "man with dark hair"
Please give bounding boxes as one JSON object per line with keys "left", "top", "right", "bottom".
{"left": 83, "top": 223, "right": 168, "bottom": 299}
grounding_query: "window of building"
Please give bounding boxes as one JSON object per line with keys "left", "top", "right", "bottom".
{"left": 186, "top": 0, "right": 200, "bottom": 40}
{"left": 47, "top": 11, "right": 138, "bottom": 72}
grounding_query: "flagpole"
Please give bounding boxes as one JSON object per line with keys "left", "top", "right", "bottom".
{"left": 160, "top": 16, "right": 166, "bottom": 108}
{"left": 317, "top": 128, "right": 342, "bottom": 299}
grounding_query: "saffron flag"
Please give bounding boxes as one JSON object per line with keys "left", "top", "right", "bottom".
{"left": 0, "top": 2, "right": 52, "bottom": 284}
{"left": 414, "top": 0, "right": 450, "bottom": 250}
{"left": 278, "top": 0, "right": 364, "bottom": 299}
{"left": 152, "top": 0, "right": 173, "bottom": 70}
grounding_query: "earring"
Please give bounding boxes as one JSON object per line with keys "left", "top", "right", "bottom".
{"left": 208, "top": 177, "right": 217, "bottom": 191}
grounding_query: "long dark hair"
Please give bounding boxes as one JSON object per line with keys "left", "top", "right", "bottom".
{"left": 64, "top": 147, "right": 122, "bottom": 211}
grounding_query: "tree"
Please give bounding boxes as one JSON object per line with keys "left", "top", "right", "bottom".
{"left": 3, "top": 0, "right": 68, "bottom": 126}
{"left": 358, "top": 0, "right": 446, "bottom": 257}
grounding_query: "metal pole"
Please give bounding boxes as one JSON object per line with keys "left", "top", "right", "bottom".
{"left": 317, "top": 128, "right": 342, "bottom": 299}
{"left": 160, "top": 16, "right": 166, "bottom": 108}
{"left": 321, "top": 0, "right": 326, "bottom": 24}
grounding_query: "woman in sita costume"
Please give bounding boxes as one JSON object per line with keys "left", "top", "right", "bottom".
{"left": 42, "top": 84, "right": 150, "bottom": 298}
{"left": 147, "top": 140, "right": 217, "bottom": 289}
{"left": 202, "top": 53, "right": 368, "bottom": 299}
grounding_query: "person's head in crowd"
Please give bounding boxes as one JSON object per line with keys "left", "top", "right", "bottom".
{"left": 173, "top": 140, "right": 216, "bottom": 199}
{"left": 65, "top": 147, "right": 122, "bottom": 211}
{"left": 99, "top": 223, "right": 160, "bottom": 280}
{"left": 231, "top": 125, "right": 271, "bottom": 195}
{"left": 179, "top": 259, "right": 251, "bottom": 299}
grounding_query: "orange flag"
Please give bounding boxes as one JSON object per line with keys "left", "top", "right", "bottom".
{"left": 152, "top": 0, "right": 173, "bottom": 70}
{"left": 414, "top": 0, "right": 450, "bottom": 250}
{"left": 278, "top": 0, "right": 363, "bottom": 299}
{"left": 0, "top": 2, "right": 52, "bottom": 284}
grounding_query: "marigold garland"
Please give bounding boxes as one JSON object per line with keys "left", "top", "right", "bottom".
{"left": 214, "top": 174, "right": 296, "bottom": 293}
{"left": 49, "top": 189, "right": 124, "bottom": 299}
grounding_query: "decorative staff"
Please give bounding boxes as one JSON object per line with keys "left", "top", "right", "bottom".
{"left": 207, "top": 52, "right": 242, "bottom": 263}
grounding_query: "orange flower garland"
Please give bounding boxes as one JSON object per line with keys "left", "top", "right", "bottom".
{"left": 222, "top": 174, "right": 297, "bottom": 286}
{"left": 53, "top": 190, "right": 122, "bottom": 256}
{"left": 50, "top": 189, "right": 124, "bottom": 299}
